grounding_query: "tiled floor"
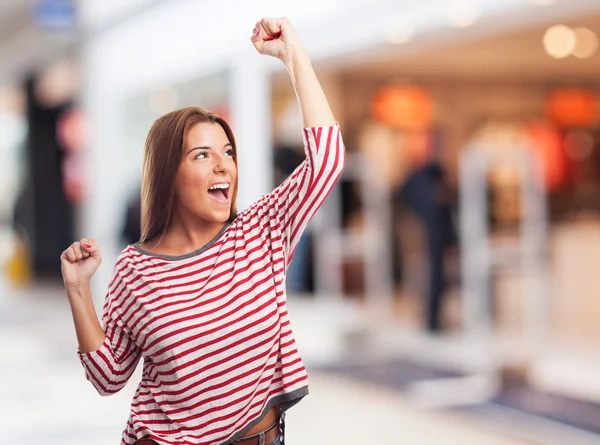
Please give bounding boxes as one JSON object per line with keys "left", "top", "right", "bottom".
{"left": 0, "top": 279, "right": 546, "bottom": 445}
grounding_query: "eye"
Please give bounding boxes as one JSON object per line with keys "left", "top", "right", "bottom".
{"left": 225, "top": 148, "right": 235, "bottom": 157}
{"left": 194, "top": 151, "right": 208, "bottom": 160}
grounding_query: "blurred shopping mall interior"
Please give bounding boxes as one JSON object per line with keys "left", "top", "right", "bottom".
{"left": 2, "top": 1, "right": 600, "bottom": 444}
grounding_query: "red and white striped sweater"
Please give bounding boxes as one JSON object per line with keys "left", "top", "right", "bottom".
{"left": 78, "top": 124, "right": 345, "bottom": 445}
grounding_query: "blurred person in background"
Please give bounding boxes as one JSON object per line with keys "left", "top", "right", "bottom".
{"left": 121, "top": 186, "right": 142, "bottom": 246}
{"left": 396, "top": 130, "right": 456, "bottom": 332}
{"left": 60, "top": 17, "right": 345, "bottom": 445}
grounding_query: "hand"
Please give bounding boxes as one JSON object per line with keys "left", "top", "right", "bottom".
{"left": 250, "top": 17, "right": 305, "bottom": 64}
{"left": 61, "top": 237, "right": 102, "bottom": 289}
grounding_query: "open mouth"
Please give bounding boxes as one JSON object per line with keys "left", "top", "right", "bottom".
{"left": 207, "top": 182, "right": 230, "bottom": 203}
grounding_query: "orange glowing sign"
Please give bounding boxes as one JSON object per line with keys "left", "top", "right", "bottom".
{"left": 371, "top": 86, "right": 433, "bottom": 130}
{"left": 545, "top": 88, "right": 597, "bottom": 128}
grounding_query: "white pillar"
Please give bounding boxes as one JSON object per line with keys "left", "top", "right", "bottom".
{"left": 229, "top": 53, "right": 273, "bottom": 210}
{"left": 79, "top": 45, "right": 129, "bottom": 308}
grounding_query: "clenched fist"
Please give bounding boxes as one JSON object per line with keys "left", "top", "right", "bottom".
{"left": 250, "top": 17, "right": 304, "bottom": 63}
{"left": 60, "top": 237, "right": 102, "bottom": 288}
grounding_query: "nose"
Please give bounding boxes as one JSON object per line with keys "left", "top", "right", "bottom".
{"left": 213, "top": 154, "right": 229, "bottom": 174}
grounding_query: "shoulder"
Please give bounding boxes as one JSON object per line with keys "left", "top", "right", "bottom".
{"left": 108, "top": 245, "right": 144, "bottom": 282}
{"left": 116, "top": 244, "right": 140, "bottom": 266}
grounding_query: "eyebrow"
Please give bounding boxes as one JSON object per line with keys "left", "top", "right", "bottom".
{"left": 187, "top": 143, "right": 232, "bottom": 155}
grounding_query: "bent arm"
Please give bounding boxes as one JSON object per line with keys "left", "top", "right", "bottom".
{"left": 68, "top": 277, "right": 142, "bottom": 396}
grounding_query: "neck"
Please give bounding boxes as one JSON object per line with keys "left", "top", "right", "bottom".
{"left": 161, "top": 210, "right": 226, "bottom": 252}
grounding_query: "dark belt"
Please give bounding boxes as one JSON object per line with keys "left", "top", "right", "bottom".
{"left": 234, "top": 416, "right": 282, "bottom": 445}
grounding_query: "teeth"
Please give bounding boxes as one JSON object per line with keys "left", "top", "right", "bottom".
{"left": 209, "top": 183, "right": 230, "bottom": 190}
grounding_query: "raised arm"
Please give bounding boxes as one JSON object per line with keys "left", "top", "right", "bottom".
{"left": 249, "top": 19, "right": 345, "bottom": 265}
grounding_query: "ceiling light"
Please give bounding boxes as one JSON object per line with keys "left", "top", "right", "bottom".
{"left": 543, "top": 24, "right": 576, "bottom": 59}
{"left": 573, "top": 28, "right": 598, "bottom": 59}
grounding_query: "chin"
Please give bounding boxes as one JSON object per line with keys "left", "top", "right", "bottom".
{"left": 210, "top": 210, "right": 231, "bottom": 223}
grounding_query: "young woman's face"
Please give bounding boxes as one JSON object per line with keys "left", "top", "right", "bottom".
{"left": 175, "top": 122, "right": 237, "bottom": 225}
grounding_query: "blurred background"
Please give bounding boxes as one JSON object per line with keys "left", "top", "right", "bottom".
{"left": 2, "top": 0, "right": 600, "bottom": 444}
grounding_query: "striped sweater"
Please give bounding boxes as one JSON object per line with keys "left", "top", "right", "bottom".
{"left": 78, "top": 124, "right": 345, "bottom": 445}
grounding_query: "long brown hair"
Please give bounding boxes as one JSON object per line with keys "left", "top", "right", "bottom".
{"left": 139, "top": 106, "right": 238, "bottom": 245}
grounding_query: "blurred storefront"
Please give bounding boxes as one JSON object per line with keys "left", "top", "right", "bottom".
{"left": 265, "top": 0, "right": 600, "bottom": 408}
{"left": 0, "top": 0, "right": 599, "bottom": 442}
{"left": 73, "top": 0, "right": 600, "bottom": 397}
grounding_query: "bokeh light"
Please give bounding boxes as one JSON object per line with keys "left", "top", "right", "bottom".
{"left": 572, "top": 27, "right": 599, "bottom": 59}
{"left": 543, "top": 24, "right": 576, "bottom": 59}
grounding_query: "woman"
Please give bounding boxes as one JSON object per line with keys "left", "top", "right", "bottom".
{"left": 61, "top": 17, "right": 345, "bottom": 445}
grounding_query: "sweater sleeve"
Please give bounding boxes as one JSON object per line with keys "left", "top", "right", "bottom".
{"left": 265, "top": 123, "right": 345, "bottom": 267}
{"left": 77, "top": 268, "right": 142, "bottom": 396}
